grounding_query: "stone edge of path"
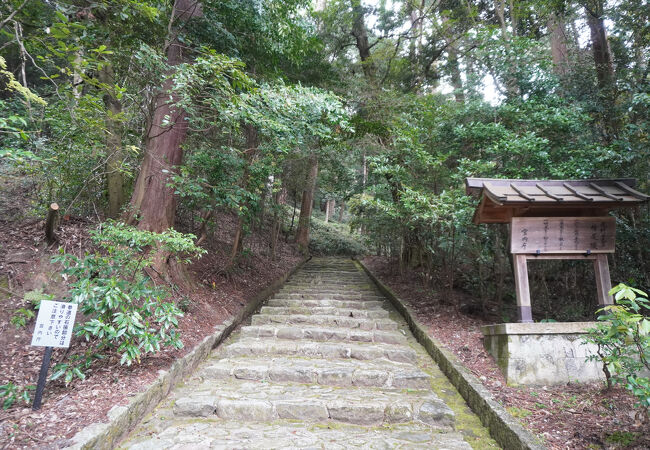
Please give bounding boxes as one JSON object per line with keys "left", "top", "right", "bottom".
{"left": 65, "top": 258, "right": 309, "bottom": 450}
{"left": 355, "top": 258, "right": 545, "bottom": 450}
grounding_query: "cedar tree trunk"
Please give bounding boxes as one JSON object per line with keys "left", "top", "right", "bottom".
{"left": 351, "top": 0, "right": 375, "bottom": 80}
{"left": 295, "top": 154, "right": 319, "bottom": 253}
{"left": 229, "top": 124, "right": 259, "bottom": 263}
{"left": 548, "top": 12, "right": 569, "bottom": 77}
{"left": 126, "top": 0, "right": 202, "bottom": 232}
{"left": 448, "top": 46, "right": 465, "bottom": 103}
{"left": 99, "top": 64, "right": 125, "bottom": 218}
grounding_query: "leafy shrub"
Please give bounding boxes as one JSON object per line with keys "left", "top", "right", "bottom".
{"left": 0, "top": 383, "right": 35, "bottom": 409}
{"left": 584, "top": 283, "right": 650, "bottom": 411}
{"left": 9, "top": 308, "right": 35, "bottom": 328}
{"left": 23, "top": 288, "right": 55, "bottom": 310}
{"left": 51, "top": 222, "right": 205, "bottom": 382}
{"left": 308, "top": 218, "right": 367, "bottom": 256}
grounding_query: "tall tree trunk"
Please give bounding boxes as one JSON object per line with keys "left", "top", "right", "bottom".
{"left": 324, "top": 198, "right": 331, "bottom": 223}
{"left": 548, "top": 12, "right": 569, "bottom": 77}
{"left": 125, "top": 0, "right": 202, "bottom": 231}
{"left": 584, "top": 1, "right": 617, "bottom": 140}
{"left": 338, "top": 201, "right": 345, "bottom": 222}
{"left": 350, "top": 0, "right": 375, "bottom": 81}
{"left": 98, "top": 64, "right": 125, "bottom": 219}
{"left": 196, "top": 209, "right": 212, "bottom": 245}
{"left": 230, "top": 123, "right": 259, "bottom": 263}
{"left": 270, "top": 190, "right": 281, "bottom": 260}
{"left": 585, "top": 4, "right": 614, "bottom": 91}
{"left": 447, "top": 46, "right": 465, "bottom": 103}
{"left": 72, "top": 50, "right": 84, "bottom": 99}
{"left": 295, "top": 154, "right": 319, "bottom": 253}
{"left": 362, "top": 149, "right": 368, "bottom": 188}
{"left": 324, "top": 199, "right": 335, "bottom": 223}
{"left": 494, "top": 0, "right": 520, "bottom": 98}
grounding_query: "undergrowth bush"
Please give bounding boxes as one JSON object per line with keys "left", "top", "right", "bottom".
{"left": 584, "top": 283, "right": 650, "bottom": 412}
{"left": 308, "top": 217, "right": 367, "bottom": 256}
{"left": 51, "top": 222, "right": 205, "bottom": 384}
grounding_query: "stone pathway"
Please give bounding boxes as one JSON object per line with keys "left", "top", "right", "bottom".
{"left": 120, "top": 258, "right": 496, "bottom": 449}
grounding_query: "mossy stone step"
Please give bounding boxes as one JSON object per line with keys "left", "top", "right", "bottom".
{"left": 222, "top": 338, "right": 417, "bottom": 363}
{"left": 259, "top": 305, "right": 389, "bottom": 319}
{"left": 171, "top": 380, "right": 454, "bottom": 428}
{"left": 200, "top": 356, "right": 430, "bottom": 389}
{"left": 124, "top": 420, "right": 471, "bottom": 450}
{"left": 276, "top": 292, "right": 384, "bottom": 300}
{"left": 266, "top": 298, "right": 385, "bottom": 309}
{"left": 240, "top": 324, "right": 406, "bottom": 345}
{"left": 251, "top": 313, "right": 398, "bottom": 331}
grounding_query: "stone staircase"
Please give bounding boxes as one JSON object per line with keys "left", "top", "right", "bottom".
{"left": 120, "top": 258, "right": 478, "bottom": 449}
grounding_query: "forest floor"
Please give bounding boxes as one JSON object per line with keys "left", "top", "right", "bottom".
{"left": 0, "top": 198, "right": 301, "bottom": 449}
{"left": 363, "top": 256, "right": 650, "bottom": 450}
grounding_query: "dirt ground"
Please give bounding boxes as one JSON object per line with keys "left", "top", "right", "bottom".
{"left": 0, "top": 210, "right": 301, "bottom": 449}
{"left": 363, "top": 256, "right": 650, "bottom": 450}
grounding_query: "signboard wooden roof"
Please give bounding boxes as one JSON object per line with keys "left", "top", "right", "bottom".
{"left": 466, "top": 178, "right": 649, "bottom": 224}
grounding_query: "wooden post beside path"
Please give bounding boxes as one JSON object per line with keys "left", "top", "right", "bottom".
{"left": 45, "top": 202, "right": 59, "bottom": 244}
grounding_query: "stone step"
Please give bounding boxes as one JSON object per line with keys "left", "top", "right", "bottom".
{"left": 290, "top": 274, "right": 365, "bottom": 278}
{"left": 283, "top": 282, "right": 372, "bottom": 288}
{"left": 277, "top": 287, "right": 378, "bottom": 295}
{"left": 276, "top": 292, "right": 384, "bottom": 300}
{"left": 259, "top": 306, "right": 389, "bottom": 319}
{"left": 285, "top": 281, "right": 370, "bottom": 287}
{"left": 171, "top": 380, "right": 454, "bottom": 429}
{"left": 290, "top": 271, "right": 364, "bottom": 276}
{"left": 251, "top": 313, "right": 398, "bottom": 331}
{"left": 222, "top": 338, "right": 417, "bottom": 364}
{"left": 241, "top": 324, "right": 406, "bottom": 345}
{"left": 201, "top": 356, "right": 430, "bottom": 389}
{"left": 125, "top": 420, "right": 470, "bottom": 450}
{"left": 267, "top": 298, "right": 385, "bottom": 310}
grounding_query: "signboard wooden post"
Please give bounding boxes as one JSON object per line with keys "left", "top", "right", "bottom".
{"left": 31, "top": 300, "right": 77, "bottom": 410}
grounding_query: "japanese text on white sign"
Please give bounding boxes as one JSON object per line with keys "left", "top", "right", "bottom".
{"left": 31, "top": 300, "right": 78, "bottom": 348}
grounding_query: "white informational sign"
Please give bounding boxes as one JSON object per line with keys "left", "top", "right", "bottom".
{"left": 31, "top": 300, "right": 78, "bottom": 348}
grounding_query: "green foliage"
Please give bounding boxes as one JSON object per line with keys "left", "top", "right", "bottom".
{"left": 605, "top": 431, "right": 641, "bottom": 446}
{"left": 173, "top": 81, "right": 350, "bottom": 247}
{"left": 0, "top": 383, "right": 35, "bottom": 410}
{"left": 308, "top": 217, "right": 367, "bottom": 256}
{"left": 9, "top": 308, "right": 35, "bottom": 328}
{"left": 23, "top": 288, "right": 55, "bottom": 310}
{"left": 51, "top": 222, "right": 205, "bottom": 381}
{"left": 584, "top": 284, "right": 650, "bottom": 411}
{"left": 506, "top": 406, "right": 532, "bottom": 419}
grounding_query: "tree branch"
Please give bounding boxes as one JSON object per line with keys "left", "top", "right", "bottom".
{"left": 0, "top": 0, "right": 30, "bottom": 33}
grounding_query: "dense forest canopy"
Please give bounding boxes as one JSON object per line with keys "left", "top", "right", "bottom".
{"left": 1, "top": 0, "right": 648, "bottom": 320}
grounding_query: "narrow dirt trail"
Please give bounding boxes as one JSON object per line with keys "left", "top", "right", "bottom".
{"left": 120, "top": 257, "right": 497, "bottom": 448}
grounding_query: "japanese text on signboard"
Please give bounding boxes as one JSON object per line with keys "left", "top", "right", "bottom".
{"left": 510, "top": 217, "right": 615, "bottom": 254}
{"left": 31, "top": 300, "right": 77, "bottom": 348}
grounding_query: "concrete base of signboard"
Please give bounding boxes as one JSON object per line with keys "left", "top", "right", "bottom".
{"left": 64, "top": 258, "right": 307, "bottom": 450}
{"left": 481, "top": 322, "right": 604, "bottom": 386}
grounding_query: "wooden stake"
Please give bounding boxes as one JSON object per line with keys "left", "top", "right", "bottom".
{"left": 32, "top": 346, "right": 53, "bottom": 410}
{"left": 513, "top": 254, "right": 533, "bottom": 323}
{"left": 594, "top": 254, "right": 614, "bottom": 305}
{"left": 45, "top": 203, "right": 59, "bottom": 244}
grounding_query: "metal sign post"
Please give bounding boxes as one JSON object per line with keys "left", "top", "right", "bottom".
{"left": 30, "top": 300, "right": 77, "bottom": 410}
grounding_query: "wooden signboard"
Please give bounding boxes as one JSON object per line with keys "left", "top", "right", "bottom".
{"left": 511, "top": 217, "right": 615, "bottom": 254}
{"left": 509, "top": 216, "right": 616, "bottom": 323}
{"left": 466, "top": 178, "right": 649, "bottom": 324}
